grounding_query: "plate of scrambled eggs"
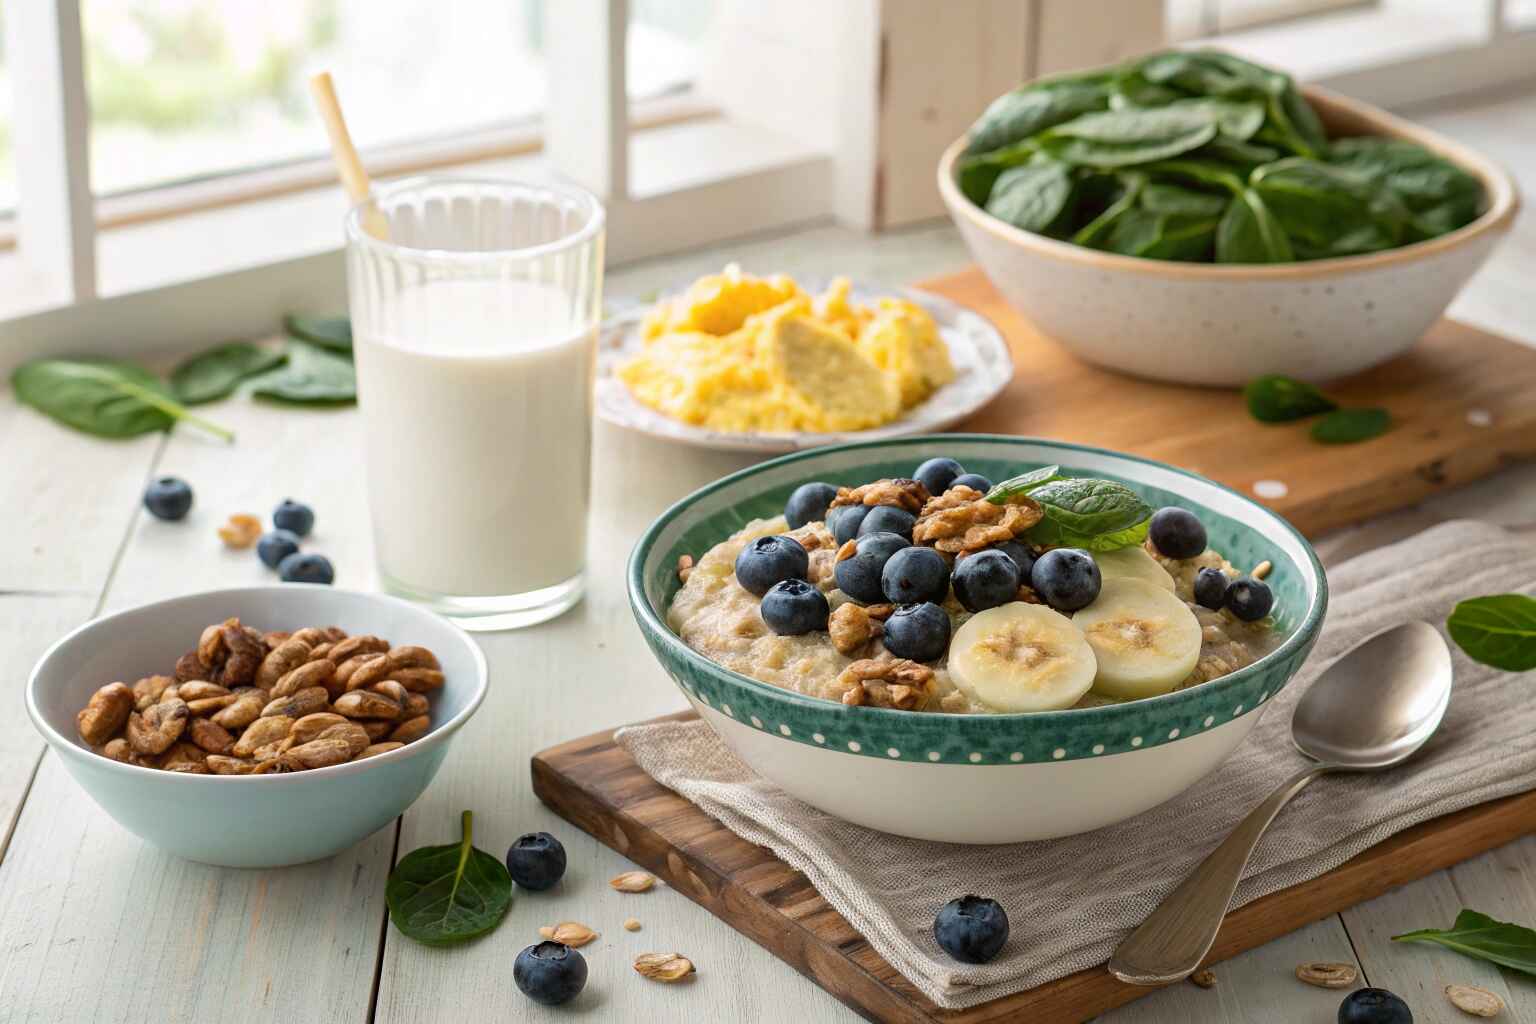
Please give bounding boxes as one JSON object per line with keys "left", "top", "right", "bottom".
{"left": 600, "top": 266, "right": 1013, "bottom": 452}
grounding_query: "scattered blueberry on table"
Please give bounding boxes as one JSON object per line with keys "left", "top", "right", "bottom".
{"left": 1193, "top": 567, "right": 1230, "bottom": 611}
{"left": 952, "top": 549, "right": 1022, "bottom": 612}
{"left": 761, "top": 579, "right": 830, "bottom": 635}
{"left": 913, "top": 456, "right": 964, "bottom": 496}
{"left": 784, "top": 482, "right": 838, "bottom": 530}
{"left": 1030, "top": 548, "right": 1102, "bottom": 612}
{"left": 272, "top": 498, "right": 315, "bottom": 537}
{"left": 1149, "top": 506, "right": 1207, "bottom": 560}
{"left": 514, "top": 941, "right": 588, "bottom": 1006}
{"left": 142, "top": 477, "right": 193, "bottom": 521}
{"left": 833, "top": 532, "right": 910, "bottom": 604}
{"left": 934, "top": 895, "right": 1009, "bottom": 964}
{"left": 734, "top": 535, "right": 810, "bottom": 597}
{"left": 951, "top": 472, "right": 993, "bottom": 493}
{"left": 1225, "top": 577, "right": 1274, "bottom": 621}
{"left": 880, "top": 546, "right": 950, "bottom": 605}
{"left": 883, "top": 602, "right": 951, "bottom": 662}
{"left": 505, "top": 832, "right": 567, "bottom": 891}
{"left": 858, "top": 504, "right": 917, "bottom": 542}
{"left": 256, "top": 529, "right": 301, "bottom": 569}
{"left": 1337, "top": 987, "right": 1413, "bottom": 1024}
{"left": 827, "top": 504, "right": 871, "bottom": 546}
{"left": 278, "top": 552, "right": 334, "bottom": 585}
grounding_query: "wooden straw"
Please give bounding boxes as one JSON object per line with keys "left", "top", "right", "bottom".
{"left": 309, "top": 71, "right": 388, "bottom": 238}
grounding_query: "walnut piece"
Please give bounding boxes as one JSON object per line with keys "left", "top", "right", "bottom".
{"left": 913, "top": 488, "right": 1043, "bottom": 556}
{"left": 834, "top": 658, "right": 937, "bottom": 711}
{"left": 828, "top": 478, "right": 931, "bottom": 514}
{"left": 828, "top": 604, "right": 875, "bottom": 655}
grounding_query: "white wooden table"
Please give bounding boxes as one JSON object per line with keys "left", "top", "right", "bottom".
{"left": 3, "top": 91, "right": 1535, "bottom": 1024}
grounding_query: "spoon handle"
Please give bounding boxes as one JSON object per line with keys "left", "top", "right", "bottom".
{"left": 1109, "top": 762, "right": 1333, "bottom": 985}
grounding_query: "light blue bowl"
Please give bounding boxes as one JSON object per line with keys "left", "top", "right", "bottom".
{"left": 27, "top": 585, "right": 487, "bottom": 867}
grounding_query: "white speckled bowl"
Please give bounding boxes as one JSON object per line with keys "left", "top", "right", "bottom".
{"left": 27, "top": 586, "right": 487, "bottom": 867}
{"left": 939, "top": 85, "right": 1520, "bottom": 386}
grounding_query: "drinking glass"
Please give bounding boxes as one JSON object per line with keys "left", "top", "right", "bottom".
{"left": 345, "top": 177, "right": 604, "bottom": 630}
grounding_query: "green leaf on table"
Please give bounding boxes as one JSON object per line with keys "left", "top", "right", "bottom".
{"left": 247, "top": 341, "right": 356, "bottom": 405}
{"left": 1310, "top": 407, "right": 1391, "bottom": 444}
{"left": 283, "top": 313, "right": 353, "bottom": 353}
{"left": 985, "top": 465, "right": 1064, "bottom": 503}
{"left": 11, "top": 358, "right": 234, "bottom": 442}
{"left": 170, "top": 342, "right": 286, "bottom": 405}
{"left": 1244, "top": 375, "right": 1338, "bottom": 422}
{"left": 1446, "top": 594, "right": 1536, "bottom": 671}
{"left": 1392, "top": 909, "right": 1536, "bottom": 976}
{"left": 985, "top": 161, "right": 1075, "bottom": 233}
{"left": 1023, "top": 478, "right": 1153, "bottom": 551}
{"left": 385, "top": 810, "right": 513, "bottom": 947}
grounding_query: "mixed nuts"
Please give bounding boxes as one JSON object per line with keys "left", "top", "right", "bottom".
{"left": 75, "top": 617, "right": 442, "bottom": 774}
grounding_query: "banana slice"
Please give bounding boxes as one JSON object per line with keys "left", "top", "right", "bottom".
{"left": 1073, "top": 578, "right": 1202, "bottom": 699}
{"left": 1094, "top": 545, "right": 1175, "bottom": 591}
{"left": 948, "top": 603, "right": 1097, "bottom": 712}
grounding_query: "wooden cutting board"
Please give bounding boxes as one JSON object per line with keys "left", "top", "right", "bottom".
{"left": 932, "top": 267, "right": 1536, "bottom": 537}
{"left": 532, "top": 714, "right": 1536, "bottom": 1024}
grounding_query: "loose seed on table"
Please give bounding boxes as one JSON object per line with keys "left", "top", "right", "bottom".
{"left": 634, "top": 952, "right": 695, "bottom": 982}
{"left": 1445, "top": 984, "right": 1504, "bottom": 1017}
{"left": 623, "top": 918, "right": 641, "bottom": 932}
{"left": 545, "top": 922, "right": 598, "bottom": 947}
{"left": 217, "top": 514, "right": 263, "bottom": 549}
{"left": 611, "top": 871, "right": 657, "bottom": 893}
{"left": 1294, "top": 961, "right": 1357, "bottom": 988}
{"left": 1189, "top": 968, "right": 1216, "bottom": 988}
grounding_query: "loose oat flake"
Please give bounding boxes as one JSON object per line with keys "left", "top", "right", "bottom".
{"left": 1295, "top": 962, "right": 1357, "bottom": 989}
{"left": 1445, "top": 984, "right": 1504, "bottom": 1017}
{"left": 634, "top": 952, "right": 695, "bottom": 982}
{"left": 611, "top": 871, "right": 656, "bottom": 893}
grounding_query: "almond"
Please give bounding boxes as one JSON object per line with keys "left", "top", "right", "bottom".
{"left": 634, "top": 952, "right": 695, "bottom": 982}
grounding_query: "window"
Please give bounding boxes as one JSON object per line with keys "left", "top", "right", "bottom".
{"left": 0, "top": 8, "right": 14, "bottom": 215}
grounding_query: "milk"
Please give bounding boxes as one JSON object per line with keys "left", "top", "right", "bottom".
{"left": 353, "top": 278, "right": 595, "bottom": 598}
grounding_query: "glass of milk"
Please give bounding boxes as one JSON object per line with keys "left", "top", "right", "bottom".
{"left": 345, "top": 177, "right": 604, "bottom": 630}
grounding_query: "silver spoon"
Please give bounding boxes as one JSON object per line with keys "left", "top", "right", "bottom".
{"left": 1109, "top": 620, "right": 1454, "bottom": 986}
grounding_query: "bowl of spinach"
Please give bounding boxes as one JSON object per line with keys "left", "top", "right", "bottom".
{"left": 937, "top": 49, "right": 1519, "bottom": 386}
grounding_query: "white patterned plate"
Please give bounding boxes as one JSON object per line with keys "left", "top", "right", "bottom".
{"left": 596, "top": 283, "right": 1015, "bottom": 453}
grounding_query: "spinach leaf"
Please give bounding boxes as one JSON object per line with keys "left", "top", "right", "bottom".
{"left": 1446, "top": 595, "right": 1536, "bottom": 671}
{"left": 12, "top": 358, "right": 234, "bottom": 442}
{"left": 1244, "top": 374, "right": 1337, "bottom": 422}
{"left": 1104, "top": 208, "right": 1219, "bottom": 262}
{"left": 958, "top": 141, "right": 1036, "bottom": 205}
{"left": 984, "top": 465, "right": 1063, "bottom": 503}
{"left": 1216, "top": 188, "right": 1294, "bottom": 263}
{"left": 1195, "top": 137, "right": 1282, "bottom": 170}
{"left": 386, "top": 810, "right": 513, "bottom": 947}
{"left": 170, "top": 342, "right": 286, "bottom": 405}
{"left": 1251, "top": 158, "right": 1408, "bottom": 257}
{"left": 965, "top": 77, "right": 1111, "bottom": 157}
{"left": 985, "top": 161, "right": 1074, "bottom": 233}
{"left": 1143, "top": 158, "right": 1246, "bottom": 195}
{"left": 1139, "top": 50, "right": 1275, "bottom": 100}
{"left": 1270, "top": 86, "right": 1328, "bottom": 158}
{"left": 1393, "top": 909, "right": 1536, "bottom": 976}
{"left": 1310, "top": 407, "right": 1390, "bottom": 444}
{"left": 1041, "top": 103, "right": 1223, "bottom": 168}
{"left": 283, "top": 313, "right": 353, "bottom": 353}
{"left": 1140, "top": 183, "right": 1228, "bottom": 219}
{"left": 1071, "top": 173, "right": 1146, "bottom": 247}
{"left": 247, "top": 341, "right": 357, "bottom": 405}
{"left": 1023, "top": 478, "right": 1153, "bottom": 549}
{"left": 1328, "top": 136, "right": 1483, "bottom": 240}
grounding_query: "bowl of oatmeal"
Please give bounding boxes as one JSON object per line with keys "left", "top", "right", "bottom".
{"left": 628, "top": 435, "right": 1326, "bottom": 843}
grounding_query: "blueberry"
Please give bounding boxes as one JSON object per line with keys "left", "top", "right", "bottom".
{"left": 514, "top": 941, "right": 588, "bottom": 1006}
{"left": 1337, "top": 987, "right": 1413, "bottom": 1024}
{"left": 828, "top": 504, "right": 871, "bottom": 546}
{"left": 277, "top": 552, "right": 334, "bottom": 585}
{"left": 256, "top": 529, "right": 301, "bottom": 569}
{"left": 883, "top": 602, "right": 951, "bottom": 661}
{"left": 1193, "top": 567, "right": 1229, "bottom": 610}
{"left": 734, "top": 535, "right": 809, "bottom": 597}
{"left": 506, "top": 832, "right": 567, "bottom": 891}
{"left": 143, "top": 477, "right": 193, "bottom": 521}
{"left": 881, "top": 546, "right": 951, "bottom": 605}
{"left": 785, "top": 482, "right": 838, "bottom": 529}
{"left": 992, "top": 540, "right": 1037, "bottom": 579}
{"left": 1030, "top": 548, "right": 1101, "bottom": 611}
{"left": 833, "top": 532, "right": 910, "bottom": 604}
{"left": 933, "top": 895, "right": 1009, "bottom": 964}
{"left": 952, "top": 550, "right": 1022, "bottom": 612}
{"left": 1225, "top": 577, "right": 1274, "bottom": 621}
{"left": 951, "top": 473, "right": 993, "bottom": 493}
{"left": 1149, "top": 506, "right": 1207, "bottom": 560}
{"left": 858, "top": 505, "right": 917, "bottom": 542}
{"left": 761, "top": 579, "right": 830, "bottom": 635}
{"left": 914, "top": 457, "right": 965, "bottom": 497}
{"left": 273, "top": 498, "right": 315, "bottom": 537}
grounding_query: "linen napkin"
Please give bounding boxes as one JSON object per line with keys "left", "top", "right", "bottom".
{"left": 617, "top": 520, "right": 1536, "bottom": 1009}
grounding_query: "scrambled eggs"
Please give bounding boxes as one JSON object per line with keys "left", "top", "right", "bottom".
{"left": 619, "top": 266, "right": 955, "bottom": 433}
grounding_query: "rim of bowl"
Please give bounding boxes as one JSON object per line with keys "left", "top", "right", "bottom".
{"left": 938, "top": 82, "right": 1520, "bottom": 282}
{"left": 25, "top": 584, "right": 489, "bottom": 784}
{"left": 627, "top": 433, "right": 1328, "bottom": 729}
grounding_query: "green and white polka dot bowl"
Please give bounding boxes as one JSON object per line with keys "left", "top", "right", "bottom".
{"left": 628, "top": 435, "right": 1327, "bottom": 843}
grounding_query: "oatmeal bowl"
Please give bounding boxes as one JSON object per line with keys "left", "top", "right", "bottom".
{"left": 628, "top": 435, "right": 1326, "bottom": 843}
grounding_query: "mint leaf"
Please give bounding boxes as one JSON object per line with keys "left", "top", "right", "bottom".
{"left": 1024, "top": 478, "right": 1152, "bottom": 548}
{"left": 385, "top": 810, "right": 512, "bottom": 946}
{"left": 1244, "top": 374, "right": 1337, "bottom": 422}
{"left": 1310, "top": 407, "right": 1391, "bottom": 444}
{"left": 985, "top": 465, "right": 1063, "bottom": 503}
{"left": 1393, "top": 909, "right": 1536, "bottom": 976}
{"left": 1447, "top": 594, "right": 1536, "bottom": 671}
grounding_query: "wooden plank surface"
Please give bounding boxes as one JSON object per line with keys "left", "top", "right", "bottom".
{"left": 937, "top": 268, "right": 1536, "bottom": 538}
{"left": 531, "top": 715, "right": 1536, "bottom": 1024}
